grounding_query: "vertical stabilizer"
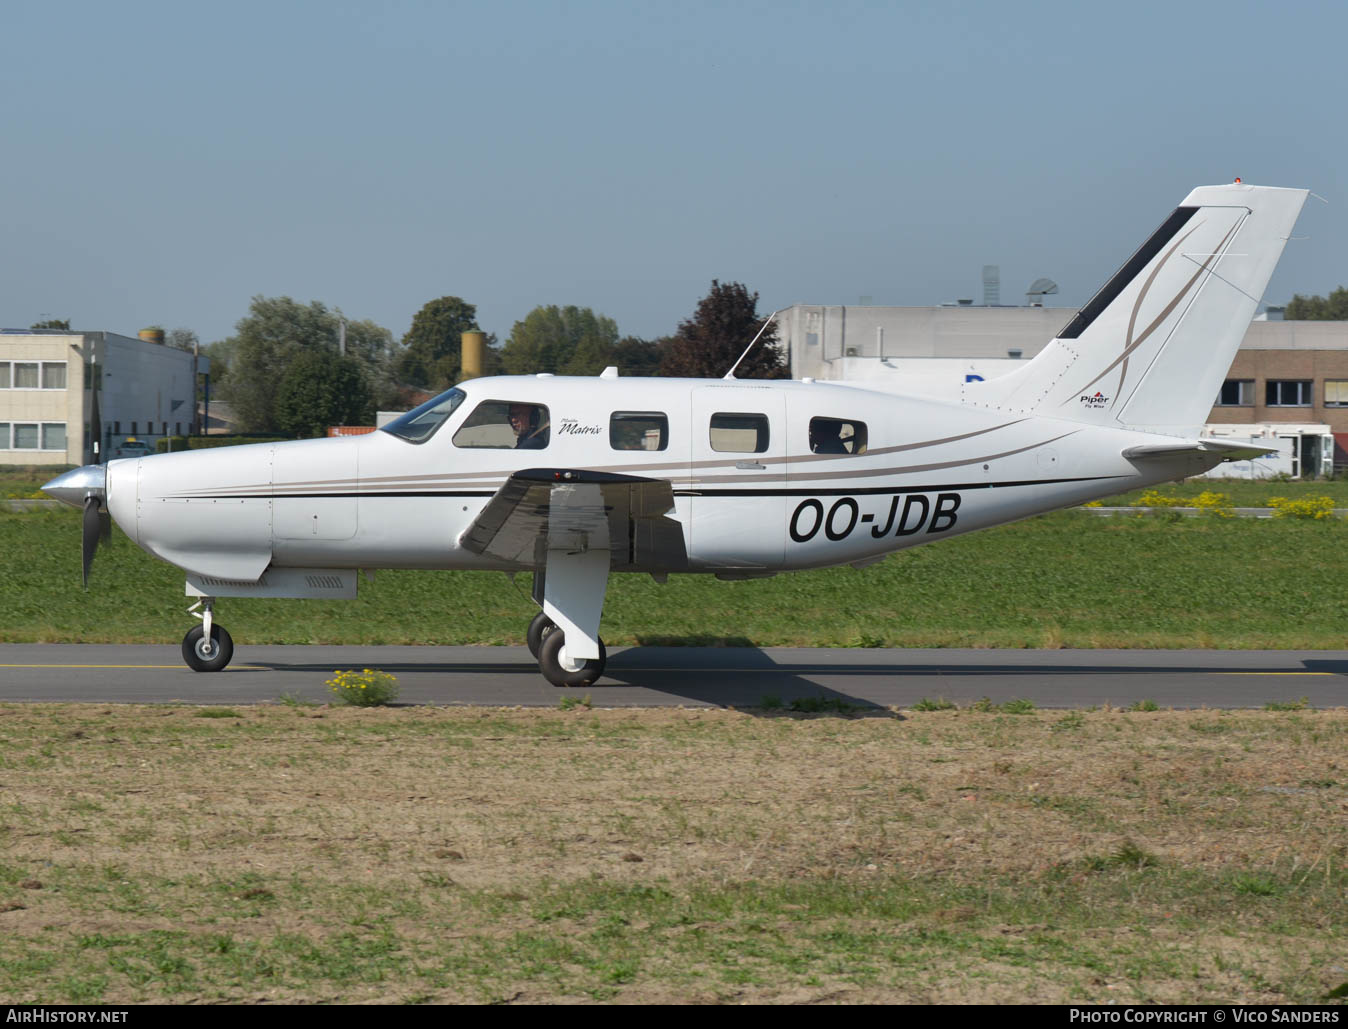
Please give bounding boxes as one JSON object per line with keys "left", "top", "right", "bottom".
{"left": 962, "top": 183, "right": 1307, "bottom": 436}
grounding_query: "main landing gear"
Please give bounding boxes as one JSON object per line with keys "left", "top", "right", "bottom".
{"left": 527, "top": 610, "right": 606, "bottom": 687}
{"left": 183, "top": 598, "right": 234, "bottom": 672}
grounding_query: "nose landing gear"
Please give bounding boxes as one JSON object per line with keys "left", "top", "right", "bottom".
{"left": 183, "top": 598, "right": 234, "bottom": 672}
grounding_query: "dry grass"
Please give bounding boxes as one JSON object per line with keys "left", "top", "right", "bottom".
{"left": 0, "top": 703, "right": 1345, "bottom": 1004}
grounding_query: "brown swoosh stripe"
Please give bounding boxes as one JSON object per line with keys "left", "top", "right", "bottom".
{"left": 1068, "top": 213, "right": 1244, "bottom": 404}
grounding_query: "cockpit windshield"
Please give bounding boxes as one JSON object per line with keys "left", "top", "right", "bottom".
{"left": 380, "top": 387, "right": 468, "bottom": 444}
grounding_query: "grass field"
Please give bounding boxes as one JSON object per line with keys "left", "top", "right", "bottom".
{"left": 4, "top": 502, "right": 1348, "bottom": 648}
{"left": 4, "top": 467, "right": 1347, "bottom": 1005}
{"left": 0, "top": 703, "right": 1343, "bottom": 1004}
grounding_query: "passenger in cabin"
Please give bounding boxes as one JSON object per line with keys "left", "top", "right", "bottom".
{"left": 809, "top": 418, "right": 849, "bottom": 454}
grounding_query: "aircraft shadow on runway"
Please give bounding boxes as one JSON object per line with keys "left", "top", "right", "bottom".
{"left": 239, "top": 648, "right": 1348, "bottom": 711}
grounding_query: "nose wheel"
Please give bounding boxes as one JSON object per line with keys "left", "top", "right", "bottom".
{"left": 538, "top": 629, "right": 606, "bottom": 687}
{"left": 183, "top": 597, "right": 234, "bottom": 672}
{"left": 182, "top": 624, "right": 234, "bottom": 672}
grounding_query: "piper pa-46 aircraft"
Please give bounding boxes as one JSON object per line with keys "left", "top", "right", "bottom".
{"left": 45, "top": 182, "right": 1307, "bottom": 686}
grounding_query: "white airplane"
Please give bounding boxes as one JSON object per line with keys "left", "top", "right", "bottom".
{"left": 45, "top": 182, "right": 1307, "bottom": 686}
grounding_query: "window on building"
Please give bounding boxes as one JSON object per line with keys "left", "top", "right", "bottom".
{"left": 131, "top": 422, "right": 138, "bottom": 434}
{"left": 610, "top": 412, "right": 668, "bottom": 451}
{"left": 42, "top": 424, "right": 66, "bottom": 451}
{"left": 13, "top": 363, "right": 39, "bottom": 389}
{"left": 709, "top": 412, "right": 770, "bottom": 453}
{"left": 1266, "top": 380, "right": 1313, "bottom": 406}
{"left": 114, "top": 421, "right": 121, "bottom": 434}
{"left": 41, "top": 362, "right": 66, "bottom": 389}
{"left": 12, "top": 424, "right": 39, "bottom": 449}
{"left": 809, "top": 417, "right": 868, "bottom": 455}
{"left": 1216, "top": 379, "right": 1254, "bottom": 406}
{"left": 0, "top": 423, "right": 8, "bottom": 447}
{"left": 1324, "top": 381, "right": 1348, "bottom": 407}
{"left": 0, "top": 363, "right": 10, "bottom": 388}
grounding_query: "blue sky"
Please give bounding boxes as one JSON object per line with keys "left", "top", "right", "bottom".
{"left": 2, "top": 0, "right": 1344, "bottom": 346}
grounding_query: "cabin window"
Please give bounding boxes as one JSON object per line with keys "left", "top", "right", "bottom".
{"left": 809, "top": 417, "right": 867, "bottom": 455}
{"left": 381, "top": 387, "right": 467, "bottom": 444}
{"left": 453, "top": 400, "right": 550, "bottom": 450}
{"left": 709, "top": 412, "right": 769, "bottom": 453}
{"left": 610, "top": 412, "right": 668, "bottom": 451}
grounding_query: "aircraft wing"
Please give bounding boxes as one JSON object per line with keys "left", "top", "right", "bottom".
{"left": 1122, "top": 438, "right": 1280, "bottom": 462}
{"left": 459, "top": 468, "right": 688, "bottom": 571}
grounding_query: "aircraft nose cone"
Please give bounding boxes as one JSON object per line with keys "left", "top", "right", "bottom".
{"left": 42, "top": 464, "right": 107, "bottom": 509}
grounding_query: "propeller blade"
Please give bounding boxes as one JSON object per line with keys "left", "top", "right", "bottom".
{"left": 82, "top": 497, "right": 100, "bottom": 587}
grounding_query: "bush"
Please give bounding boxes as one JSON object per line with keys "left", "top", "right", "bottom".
{"left": 1268, "top": 495, "right": 1336, "bottom": 520}
{"left": 1137, "top": 489, "right": 1233, "bottom": 517}
{"left": 156, "top": 435, "right": 287, "bottom": 453}
{"left": 327, "top": 668, "right": 399, "bottom": 707}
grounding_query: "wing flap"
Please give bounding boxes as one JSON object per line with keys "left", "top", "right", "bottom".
{"left": 460, "top": 469, "right": 688, "bottom": 571}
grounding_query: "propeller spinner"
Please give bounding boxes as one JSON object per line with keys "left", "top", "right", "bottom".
{"left": 42, "top": 464, "right": 111, "bottom": 587}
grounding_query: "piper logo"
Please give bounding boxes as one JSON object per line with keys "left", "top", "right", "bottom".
{"left": 1079, "top": 391, "right": 1109, "bottom": 408}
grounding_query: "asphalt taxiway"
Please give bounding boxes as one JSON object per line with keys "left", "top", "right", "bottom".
{"left": 0, "top": 644, "right": 1345, "bottom": 708}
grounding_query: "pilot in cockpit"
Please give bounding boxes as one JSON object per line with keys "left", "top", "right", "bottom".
{"left": 509, "top": 403, "right": 549, "bottom": 449}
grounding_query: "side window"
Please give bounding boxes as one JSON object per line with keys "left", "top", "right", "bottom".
{"left": 809, "top": 417, "right": 867, "bottom": 455}
{"left": 453, "top": 400, "right": 550, "bottom": 450}
{"left": 610, "top": 411, "right": 668, "bottom": 451}
{"left": 709, "top": 412, "right": 769, "bottom": 453}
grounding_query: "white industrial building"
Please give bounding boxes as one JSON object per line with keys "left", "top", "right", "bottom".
{"left": 779, "top": 304, "right": 1345, "bottom": 478}
{"left": 0, "top": 329, "right": 208, "bottom": 466}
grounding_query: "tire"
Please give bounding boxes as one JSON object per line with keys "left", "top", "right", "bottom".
{"left": 182, "top": 624, "right": 234, "bottom": 672}
{"left": 538, "top": 628, "right": 606, "bottom": 688}
{"left": 526, "top": 610, "right": 557, "bottom": 659}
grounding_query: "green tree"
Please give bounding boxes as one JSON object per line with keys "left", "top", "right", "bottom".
{"left": 1284, "top": 287, "right": 1348, "bottom": 320}
{"left": 166, "top": 327, "right": 199, "bottom": 352}
{"left": 611, "top": 336, "right": 667, "bottom": 376}
{"left": 501, "top": 305, "right": 620, "bottom": 375}
{"left": 273, "top": 352, "right": 373, "bottom": 438}
{"left": 217, "top": 296, "right": 395, "bottom": 432}
{"left": 659, "top": 280, "right": 786, "bottom": 379}
{"left": 31, "top": 318, "right": 70, "bottom": 330}
{"left": 396, "top": 296, "right": 480, "bottom": 389}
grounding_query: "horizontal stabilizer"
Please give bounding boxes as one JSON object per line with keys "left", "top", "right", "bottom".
{"left": 460, "top": 469, "right": 688, "bottom": 571}
{"left": 1122, "top": 438, "right": 1279, "bottom": 461}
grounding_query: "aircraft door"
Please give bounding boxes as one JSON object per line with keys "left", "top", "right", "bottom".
{"left": 688, "top": 385, "right": 788, "bottom": 569}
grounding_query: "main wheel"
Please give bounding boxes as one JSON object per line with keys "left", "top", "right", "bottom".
{"left": 538, "top": 629, "right": 606, "bottom": 687}
{"left": 526, "top": 610, "right": 557, "bottom": 659}
{"left": 182, "top": 624, "right": 234, "bottom": 672}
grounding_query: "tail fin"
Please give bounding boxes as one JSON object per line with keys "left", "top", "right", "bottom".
{"left": 962, "top": 183, "right": 1308, "bottom": 436}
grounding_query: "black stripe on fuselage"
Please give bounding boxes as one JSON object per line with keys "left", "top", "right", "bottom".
{"left": 180, "top": 475, "right": 1123, "bottom": 502}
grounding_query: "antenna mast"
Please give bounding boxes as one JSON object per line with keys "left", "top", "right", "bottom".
{"left": 723, "top": 310, "right": 780, "bottom": 380}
